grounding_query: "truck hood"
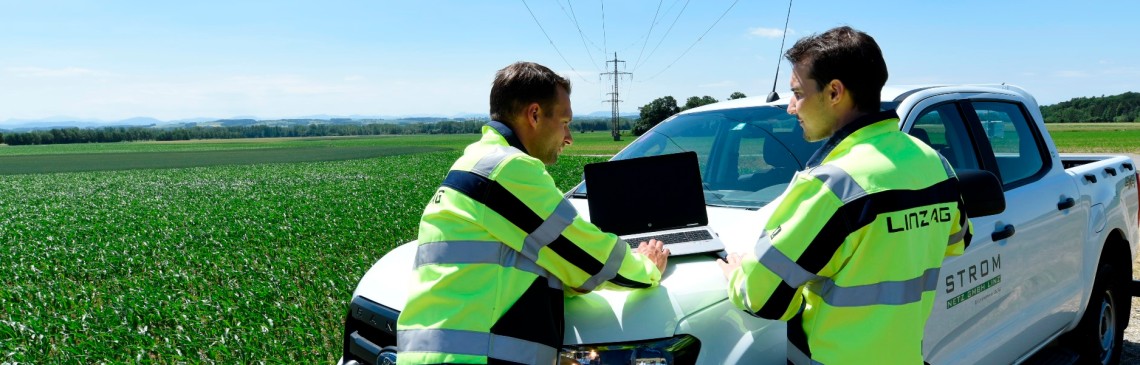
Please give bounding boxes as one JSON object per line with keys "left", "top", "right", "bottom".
{"left": 352, "top": 197, "right": 773, "bottom": 345}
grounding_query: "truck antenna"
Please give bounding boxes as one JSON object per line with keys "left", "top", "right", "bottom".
{"left": 766, "top": 0, "right": 793, "bottom": 103}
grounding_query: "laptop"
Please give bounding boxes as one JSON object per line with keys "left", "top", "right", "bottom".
{"left": 584, "top": 151, "right": 726, "bottom": 257}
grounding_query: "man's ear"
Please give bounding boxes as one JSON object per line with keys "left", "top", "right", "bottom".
{"left": 527, "top": 103, "right": 541, "bottom": 128}
{"left": 827, "top": 79, "right": 845, "bottom": 106}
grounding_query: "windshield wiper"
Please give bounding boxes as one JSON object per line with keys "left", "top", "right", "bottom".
{"left": 702, "top": 185, "right": 733, "bottom": 207}
{"left": 706, "top": 202, "right": 761, "bottom": 211}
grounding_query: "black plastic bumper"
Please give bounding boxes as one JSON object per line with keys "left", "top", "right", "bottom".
{"left": 342, "top": 296, "right": 400, "bottom": 365}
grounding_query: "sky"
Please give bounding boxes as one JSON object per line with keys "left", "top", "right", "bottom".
{"left": 1, "top": 0, "right": 1138, "bottom": 122}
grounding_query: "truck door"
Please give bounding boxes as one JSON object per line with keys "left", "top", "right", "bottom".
{"left": 962, "top": 99, "right": 1085, "bottom": 360}
{"left": 915, "top": 95, "right": 1086, "bottom": 364}
{"left": 905, "top": 98, "right": 1018, "bottom": 364}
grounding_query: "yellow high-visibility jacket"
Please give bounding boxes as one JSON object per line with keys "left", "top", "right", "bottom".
{"left": 727, "top": 110, "right": 972, "bottom": 365}
{"left": 397, "top": 121, "right": 662, "bottom": 364}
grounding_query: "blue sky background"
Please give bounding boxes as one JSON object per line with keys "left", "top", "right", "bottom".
{"left": 1, "top": 0, "right": 1137, "bottom": 122}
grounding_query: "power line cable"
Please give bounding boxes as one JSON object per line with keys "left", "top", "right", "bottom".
{"left": 642, "top": 0, "right": 740, "bottom": 81}
{"left": 520, "top": 0, "right": 594, "bottom": 84}
{"left": 614, "top": 33, "right": 649, "bottom": 55}
{"left": 633, "top": 0, "right": 690, "bottom": 72}
{"left": 564, "top": 0, "right": 604, "bottom": 53}
{"left": 633, "top": 0, "right": 684, "bottom": 71}
{"left": 632, "top": 0, "right": 665, "bottom": 69}
{"left": 553, "top": 0, "right": 605, "bottom": 70}
{"left": 599, "top": 0, "right": 608, "bottom": 57}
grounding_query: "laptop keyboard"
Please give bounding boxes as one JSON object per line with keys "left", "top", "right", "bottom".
{"left": 626, "top": 230, "right": 714, "bottom": 247}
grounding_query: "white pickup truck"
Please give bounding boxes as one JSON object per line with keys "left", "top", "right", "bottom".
{"left": 340, "top": 85, "right": 1139, "bottom": 365}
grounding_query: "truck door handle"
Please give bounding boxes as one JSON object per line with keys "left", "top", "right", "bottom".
{"left": 1057, "top": 197, "right": 1075, "bottom": 210}
{"left": 992, "top": 224, "right": 1016, "bottom": 241}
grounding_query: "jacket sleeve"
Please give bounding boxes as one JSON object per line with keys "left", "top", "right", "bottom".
{"left": 727, "top": 173, "right": 846, "bottom": 321}
{"left": 484, "top": 155, "right": 661, "bottom": 293}
{"left": 945, "top": 196, "right": 972, "bottom": 257}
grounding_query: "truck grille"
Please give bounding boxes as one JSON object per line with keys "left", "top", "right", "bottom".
{"left": 342, "top": 296, "right": 399, "bottom": 365}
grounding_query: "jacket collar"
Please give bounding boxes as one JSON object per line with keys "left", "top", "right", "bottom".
{"left": 487, "top": 120, "right": 529, "bottom": 154}
{"left": 806, "top": 109, "right": 899, "bottom": 167}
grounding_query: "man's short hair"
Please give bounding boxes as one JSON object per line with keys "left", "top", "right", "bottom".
{"left": 490, "top": 62, "right": 572, "bottom": 122}
{"left": 784, "top": 26, "right": 887, "bottom": 113}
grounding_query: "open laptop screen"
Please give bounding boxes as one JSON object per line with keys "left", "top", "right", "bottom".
{"left": 584, "top": 151, "right": 707, "bottom": 236}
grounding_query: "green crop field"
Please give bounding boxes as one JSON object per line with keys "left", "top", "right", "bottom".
{"left": 0, "top": 133, "right": 617, "bottom": 363}
{"left": 1044, "top": 123, "right": 1140, "bottom": 154}
{"left": 0, "top": 132, "right": 632, "bottom": 175}
{"left": 0, "top": 122, "right": 1134, "bottom": 363}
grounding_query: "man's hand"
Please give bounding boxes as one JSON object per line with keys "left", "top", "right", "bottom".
{"left": 717, "top": 252, "right": 743, "bottom": 280}
{"left": 635, "top": 239, "right": 669, "bottom": 274}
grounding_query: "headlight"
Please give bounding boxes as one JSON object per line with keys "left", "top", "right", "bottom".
{"left": 559, "top": 335, "right": 700, "bottom": 365}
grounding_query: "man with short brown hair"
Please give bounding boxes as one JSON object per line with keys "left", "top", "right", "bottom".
{"left": 719, "top": 27, "right": 970, "bottom": 364}
{"left": 397, "top": 61, "right": 668, "bottom": 365}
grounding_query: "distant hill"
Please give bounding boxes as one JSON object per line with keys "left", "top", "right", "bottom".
{"left": 0, "top": 109, "right": 637, "bottom": 132}
{"left": 0, "top": 116, "right": 162, "bottom": 131}
{"left": 1041, "top": 92, "right": 1140, "bottom": 123}
{"left": 582, "top": 110, "right": 640, "bottom": 118}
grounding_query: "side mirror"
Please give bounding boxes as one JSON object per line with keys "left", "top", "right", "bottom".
{"left": 957, "top": 169, "right": 1005, "bottom": 217}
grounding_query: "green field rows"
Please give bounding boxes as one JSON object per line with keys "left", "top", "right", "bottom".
{"left": 0, "top": 147, "right": 606, "bottom": 363}
{"left": 0, "top": 123, "right": 1134, "bottom": 362}
{"left": 0, "top": 146, "right": 447, "bottom": 175}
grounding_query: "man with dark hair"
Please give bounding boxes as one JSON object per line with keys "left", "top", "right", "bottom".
{"left": 718, "top": 27, "right": 971, "bottom": 364}
{"left": 397, "top": 61, "right": 669, "bottom": 364}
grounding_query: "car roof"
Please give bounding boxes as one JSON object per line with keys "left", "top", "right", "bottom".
{"left": 678, "top": 84, "right": 1033, "bottom": 115}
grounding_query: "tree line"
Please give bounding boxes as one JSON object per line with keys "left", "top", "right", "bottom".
{"left": 0, "top": 117, "right": 646, "bottom": 146}
{"left": 0, "top": 121, "right": 489, "bottom": 146}
{"left": 1040, "top": 92, "right": 1140, "bottom": 123}
{"left": 25, "top": 89, "right": 1134, "bottom": 146}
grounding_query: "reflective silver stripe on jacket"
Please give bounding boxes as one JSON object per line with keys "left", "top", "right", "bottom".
{"left": 415, "top": 240, "right": 562, "bottom": 290}
{"left": 522, "top": 198, "right": 577, "bottom": 259}
{"left": 947, "top": 226, "right": 968, "bottom": 245}
{"left": 807, "top": 164, "right": 868, "bottom": 204}
{"left": 469, "top": 144, "right": 580, "bottom": 266}
{"left": 397, "top": 328, "right": 557, "bottom": 364}
{"left": 755, "top": 231, "right": 823, "bottom": 288}
{"left": 754, "top": 240, "right": 940, "bottom": 307}
{"left": 471, "top": 145, "right": 523, "bottom": 178}
{"left": 576, "top": 236, "right": 628, "bottom": 292}
{"left": 808, "top": 267, "right": 941, "bottom": 307}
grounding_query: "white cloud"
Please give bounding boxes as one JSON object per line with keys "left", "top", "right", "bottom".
{"left": 749, "top": 27, "right": 794, "bottom": 39}
{"left": 1054, "top": 70, "right": 1090, "bottom": 78}
{"left": 6, "top": 66, "right": 110, "bottom": 78}
{"left": 1100, "top": 67, "right": 1140, "bottom": 76}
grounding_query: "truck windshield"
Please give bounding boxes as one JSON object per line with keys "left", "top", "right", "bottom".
{"left": 571, "top": 105, "right": 822, "bottom": 209}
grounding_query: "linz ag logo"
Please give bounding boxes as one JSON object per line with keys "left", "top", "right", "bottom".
{"left": 887, "top": 206, "right": 951, "bottom": 233}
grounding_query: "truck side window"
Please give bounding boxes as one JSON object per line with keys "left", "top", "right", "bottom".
{"left": 911, "top": 103, "right": 980, "bottom": 170}
{"left": 971, "top": 101, "right": 1047, "bottom": 187}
